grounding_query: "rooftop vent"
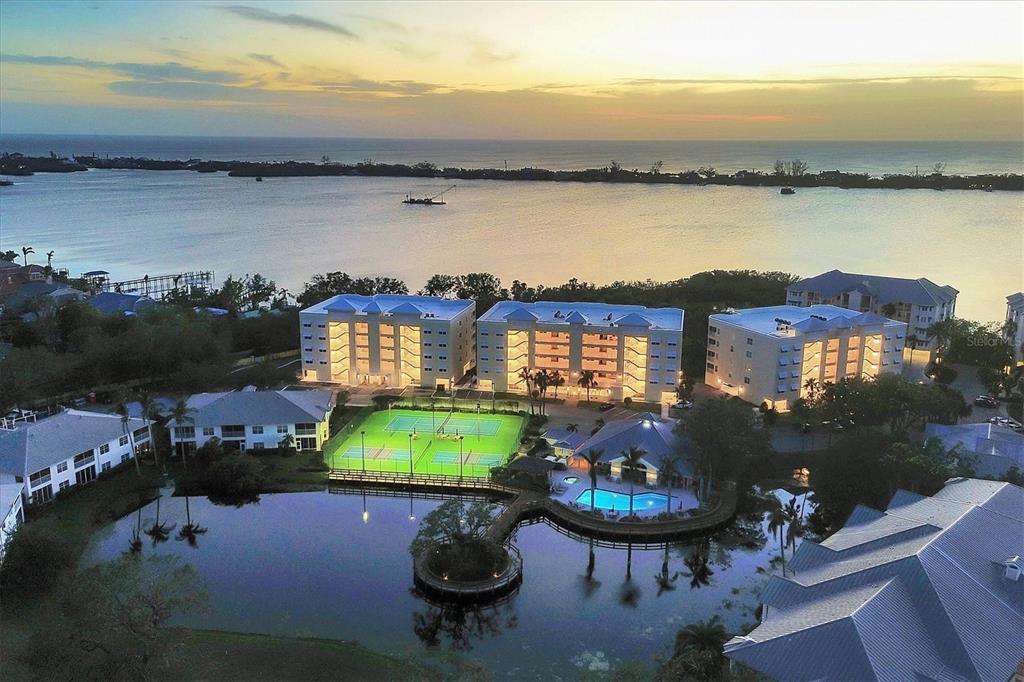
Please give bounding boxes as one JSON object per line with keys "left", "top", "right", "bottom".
{"left": 811, "top": 314, "right": 828, "bottom": 322}
{"left": 1004, "top": 556, "right": 1023, "bottom": 581}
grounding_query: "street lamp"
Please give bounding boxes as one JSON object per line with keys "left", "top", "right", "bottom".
{"left": 362, "top": 489, "right": 368, "bottom": 523}
{"left": 360, "top": 429, "right": 366, "bottom": 472}
{"left": 459, "top": 435, "right": 464, "bottom": 480}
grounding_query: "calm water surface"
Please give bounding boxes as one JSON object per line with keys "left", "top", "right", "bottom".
{"left": 1, "top": 170, "right": 1020, "bottom": 321}
{"left": 83, "top": 489, "right": 792, "bottom": 678}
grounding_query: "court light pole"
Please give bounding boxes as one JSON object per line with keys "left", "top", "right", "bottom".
{"left": 459, "top": 435, "right": 464, "bottom": 480}
{"left": 360, "top": 430, "right": 366, "bottom": 472}
{"left": 408, "top": 432, "right": 414, "bottom": 477}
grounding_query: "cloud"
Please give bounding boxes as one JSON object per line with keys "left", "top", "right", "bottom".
{"left": 469, "top": 45, "right": 517, "bottom": 64}
{"left": 312, "top": 79, "right": 445, "bottom": 96}
{"left": 158, "top": 48, "right": 192, "bottom": 60}
{"left": 249, "top": 53, "right": 285, "bottom": 68}
{"left": 107, "top": 80, "right": 268, "bottom": 102}
{"left": 215, "top": 5, "right": 358, "bottom": 39}
{"left": 386, "top": 41, "right": 439, "bottom": 60}
{"left": 1, "top": 53, "right": 243, "bottom": 83}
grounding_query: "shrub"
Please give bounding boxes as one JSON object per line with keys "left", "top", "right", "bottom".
{"left": 0, "top": 521, "right": 77, "bottom": 603}
{"left": 205, "top": 454, "right": 265, "bottom": 505}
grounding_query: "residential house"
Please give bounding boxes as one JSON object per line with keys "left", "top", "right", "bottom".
{"left": 724, "top": 478, "right": 1024, "bottom": 682}
{"left": 0, "top": 409, "right": 153, "bottom": 505}
{"left": 925, "top": 422, "right": 1024, "bottom": 478}
{"left": 0, "top": 472, "right": 25, "bottom": 561}
{"left": 167, "top": 387, "right": 335, "bottom": 456}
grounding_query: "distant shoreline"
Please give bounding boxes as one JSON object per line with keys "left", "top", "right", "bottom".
{"left": 1, "top": 153, "right": 1021, "bottom": 191}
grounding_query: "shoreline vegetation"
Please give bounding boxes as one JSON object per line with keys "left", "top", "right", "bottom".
{"left": 2, "top": 152, "right": 1021, "bottom": 191}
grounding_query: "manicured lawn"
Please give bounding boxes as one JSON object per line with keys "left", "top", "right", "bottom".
{"left": 159, "top": 630, "right": 439, "bottom": 681}
{"left": 324, "top": 409, "right": 525, "bottom": 477}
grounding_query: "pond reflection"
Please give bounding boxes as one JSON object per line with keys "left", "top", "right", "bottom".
{"left": 82, "top": 487, "right": 797, "bottom": 678}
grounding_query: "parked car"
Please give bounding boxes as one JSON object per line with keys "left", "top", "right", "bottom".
{"left": 974, "top": 395, "right": 1000, "bottom": 408}
{"left": 673, "top": 400, "right": 694, "bottom": 410}
{"left": 821, "top": 420, "right": 845, "bottom": 433}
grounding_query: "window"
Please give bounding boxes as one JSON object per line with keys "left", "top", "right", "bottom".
{"left": 745, "top": 351, "right": 753, "bottom": 359}
{"left": 121, "top": 453, "right": 130, "bottom": 463}
{"left": 57, "top": 461, "right": 68, "bottom": 473}
{"left": 175, "top": 426, "right": 196, "bottom": 439}
{"left": 59, "top": 481, "right": 70, "bottom": 491}
{"left": 29, "top": 468, "right": 51, "bottom": 486}
{"left": 277, "top": 425, "right": 288, "bottom": 433}
{"left": 99, "top": 443, "right": 110, "bottom": 454}
{"left": 133, "top": 427, "right": 149, "bottom": 441}
{"left": 252, "top": 425, "right": 264, "bottom": 434}
{"left": 101, "top": 462, "right": 111, "bottom": 472}
{"left": 744, "top": 377, "right": 751, "bottom": 385}
{"left": 746, "top": 338, "right": 754, "bottom": 345}
{"left": 221, "top": 425, "right": 245, "bottom": 438}
{"left": 303, "top": 322, "right": 312, "bottom": 328}
{"left": 295, "top": 423, "right": 316, "bottom": 436}
{"left": 203, "top": 427, "right": 215, "bottom": 437}
{"left": 119, "top": 435, "right": 129, "bottom": 446}
{"left": 708, "top": 325, "right": 718, "bottom": 334}
{"left": 74, "top": 450, "right": 95, "bottom": 467}
{"left": 252, "top": 442, "right": 265, "bottom": 450}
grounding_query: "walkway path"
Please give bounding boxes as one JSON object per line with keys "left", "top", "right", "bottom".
{"left": 329, "top": 469, "right": 738, "bottom": 542}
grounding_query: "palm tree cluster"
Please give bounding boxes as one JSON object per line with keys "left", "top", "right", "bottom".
{"left": 766, "top": 495, "right": 804, "bottom": 577}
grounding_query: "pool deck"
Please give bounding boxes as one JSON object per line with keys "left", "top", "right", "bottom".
{"left": 549, "top": 470, "right": 700, "bottom": 518}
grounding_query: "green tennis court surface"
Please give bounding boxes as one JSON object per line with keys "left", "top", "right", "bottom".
{"left": 325, "top": 409, "right": 524, "bottom": 477}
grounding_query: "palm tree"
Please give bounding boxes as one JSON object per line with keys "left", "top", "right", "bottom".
{"left": 581, "top": 448, "right": 604, "bottom": 511}
{"left": 20, "top": 245, "right": 34, "bottom": 266}
{"left": 550, "top": 370, "right": 565, "bottom": 398}
{"left": 684, "top": 537, "right": 714, "bottom": 589}
{"left": 655, "top": 544, "right": 679, "bottom": 595}
{"left": 767, "top": 498, "right": 788, "bottom": 577}
{"left": 591, "top": 417, "right": 605, "bottom": 436}
{"left": 176, "top": 495, "right": 208, "bottom": 547}
{"left": 579, "top": 537, "right": 601, "bottom": 597}
{"left": 518, "top": 366, "right": 534, "bottom": 415}
{"left": 784, "top": 496, "right": 804, "bottom": 556}
{"left": 534, "top": 369, "right": 551, "bottom": 416}
{"left": 114, "top": 395, "right": 141, "bottom": 477}
{"left": 566, "top": 423, "right": 579, "bottom": 433}
{"left": 128, "top": 507, "right": 144, "bottom": 554}
{"left": 279, "top": 433, "right": 296, "bottom": 454}
{"left": 577, "top": 369, "right": 597, "bottom": 402}
{"left": 620, "top": 446, "right": 647, "bottom": 517}
{"left": 659, "top": 451, "right": 685, "bottom": 515}
{"left": 673, "top": 615, "right": 729, "bottom": 677}
{"left": 45, "top": 250, "right": 54, "bottom": 269}
{"left": 169, "top": 399, "right": 196, "bottom": 471}
{"left": 137, "top": 392, "right": 162, "bottom": 468}
{"left": 144, "top": 495, "right": 176, "bottom": 545}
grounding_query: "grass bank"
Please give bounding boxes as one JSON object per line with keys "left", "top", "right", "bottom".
{"left": 161, "top": 630, "right": 439, "bottom": 681}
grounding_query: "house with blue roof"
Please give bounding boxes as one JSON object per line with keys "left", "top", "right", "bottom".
{"left": 725, "top": 478, "right": 1024, "bottom": 682}
{"left": 924, "top": 421, "right": 1024, "bottom": 478}
{"left": 299, "top": 294, "right": 476, "bottom": 390}
{"left": 707, "top": 304, "right": 906, "bottom": 412}
{"left": 786, "top": 269, "right": 958, "bottom": 347}
{"left": 85, "top": 291, "right": 156, "bottom": 316}
{"left": 476, "top": 300, "right": 685, "bottom": 403}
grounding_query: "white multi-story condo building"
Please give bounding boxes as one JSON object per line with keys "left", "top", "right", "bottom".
{"left": 785, "top": 269, "right": 957, "bottom": 346}
{"left": 168, "top": 387, "right": 335, "bottom": 456}
{"left": 706, "top": 304, "right": 905, "bottom": 411}
{"left": 300, "top": 294, "right": 476, "bottom": 390}
{"left": 0, "top": 409, "right": 153, "bottom": 505}
{"left": 1006, "top": 292, "right": 1024, "bottom": 365}
{"left": 476, "top": 301, "right": 685, "bottom": 403}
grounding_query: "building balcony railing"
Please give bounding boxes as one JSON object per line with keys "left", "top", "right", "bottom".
{"left": 74, "top": 453, "right": 96, "bottom": 468}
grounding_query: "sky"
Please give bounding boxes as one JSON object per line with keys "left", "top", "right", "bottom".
{"left": 1, "top": 0, "right": 1022, "bottom": 140}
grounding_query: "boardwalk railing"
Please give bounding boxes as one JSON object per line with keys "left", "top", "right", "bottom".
{"left": 413, "top": 544, "right": 524, "bottom": 601}
{"left": 328, "top": 468, "right": 738, "bottom": 543}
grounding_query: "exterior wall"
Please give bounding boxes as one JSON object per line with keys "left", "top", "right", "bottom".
{"left": 1007, "top": 294, "right": 1024, "bottom": 365}
{"left": 1, "top": 490, "right": 25, "bottom": 560}
{"left": 476, "top": 319, "right": 683, "bottom": 403}
{"left": 171, "top": 418, "right": 330, "bottom": 453}
{"left": 24, "top": 426, "right": 151, "bottom": 505}
{"left": 705, "top": 317, "right": 905, "bottom": 411}
{"left": 300, "top": 304, "right": 475, "bottom": 389}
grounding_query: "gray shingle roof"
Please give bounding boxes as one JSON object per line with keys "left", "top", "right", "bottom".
{"left": 168, "top": 389, "right": 334, "bottom": 428}
{"left": 725, "top": 478, "right": 1024, "bottom": 682}
{"left": 0, "top": 409, "right": 151, "bottom": 477}
{"left": 574, "top": 413, "right": 693, "bottom": 476}
{"left": 788, "top": 269, "right": 958, "bottom": 306}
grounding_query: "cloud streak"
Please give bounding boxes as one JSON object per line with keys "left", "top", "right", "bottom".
{"left": 249, "top": 53, "right": 285, "bottom": 68}
{"left": 216, "top": 5, "right": 358, "bottom": 39}
{"left": 1, "top": 53, "right": 243, "bottom": 83}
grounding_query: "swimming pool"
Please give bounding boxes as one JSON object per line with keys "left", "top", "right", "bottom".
{"left": 574, "top": 489, "right": 669, "bottom": 513}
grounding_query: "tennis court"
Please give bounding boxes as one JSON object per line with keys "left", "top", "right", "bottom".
{"left": 325, "top": 408, "right": 525, "bottom": 477}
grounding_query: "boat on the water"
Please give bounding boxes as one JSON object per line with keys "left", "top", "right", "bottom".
{"left": 0, "top": 179, "right": 13, "bottom": 187}
{"left": 255, "top": 176, "right": 263, "bottom": 182}
{"left": 403, "top": 184, "right": 455, "bottom": 205}
{"left": 780, "top": 186, "right": 796, "bottom": 195}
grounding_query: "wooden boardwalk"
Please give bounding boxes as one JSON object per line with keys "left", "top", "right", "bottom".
{"left": 328, "top": 469, "right": 738, "bottom": 543}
